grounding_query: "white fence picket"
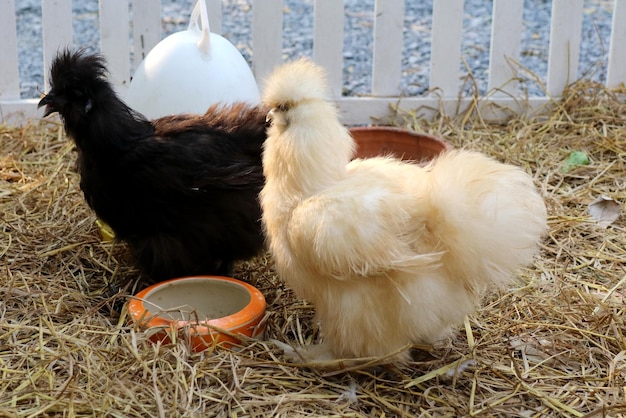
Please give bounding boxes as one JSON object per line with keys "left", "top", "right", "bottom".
{"left": 1, "top": 0, "right": 625, "bottom": 126}
{"left": 372, "top": 0, "right": 404, "bottom": 96}
{"left": 313, "top": 0, "right": 344, "bottom": 99}
{"left": 607, "top": 0, "right": 626, "bottom": 88}
{"left": 100, "top": 0, "right": 131, "bottom": 90}
{"left": 0, "top": 0, "right": 19, "bottom": 100}
{"left": 488, "top": 0, "right": 524, "bottom": 97}
{"left": 42, "top": 0, "right": 73, "bottom": 91}
{"left": 206, "top": 0, "right": 223, "bottom": 34}
{"left": 546, "top": 0, "right": 584, "bottom": 96}
{"left": 131, "top": 0, "right": 161, "bottom": 67}
{"left": 429, "top": 0, "right": 464, "bottom": 97}
{"left": 252, "top": 0, "right": 283, "bottom": 85}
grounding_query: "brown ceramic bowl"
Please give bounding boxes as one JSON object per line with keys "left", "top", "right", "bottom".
{"left": 350, "top": 126, "right": 452, "bottom": 163}
{"left": 128, "top": 276, "right": 266, "bottom": 353}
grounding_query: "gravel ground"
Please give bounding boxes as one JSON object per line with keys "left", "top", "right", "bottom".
{"left": 14, "top": 0, "right": 615, "bottom": 99}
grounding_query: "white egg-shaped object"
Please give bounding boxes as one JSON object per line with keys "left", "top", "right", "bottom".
{"left": 125, "top": 0, "right": 260, "bottom": 119}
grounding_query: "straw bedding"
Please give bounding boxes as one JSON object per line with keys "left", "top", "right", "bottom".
{"left": 1, "top": 81, "right": 625, "bottom": 417}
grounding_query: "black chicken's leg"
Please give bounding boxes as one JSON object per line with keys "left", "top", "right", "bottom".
{"left": 216, "top": 259, "right": 235, "bottom": 277}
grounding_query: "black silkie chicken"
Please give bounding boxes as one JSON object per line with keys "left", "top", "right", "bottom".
{"left": 39, "top": 49, "right": 268, "bottom": 282}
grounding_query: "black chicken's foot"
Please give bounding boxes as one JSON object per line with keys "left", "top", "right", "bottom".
{"left": 216, "top": 259, "right": 235, "bottom": 277}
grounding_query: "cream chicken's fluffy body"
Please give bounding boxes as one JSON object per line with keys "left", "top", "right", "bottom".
{"left": 260, "top": 59, "right": 548, "bottom": 362}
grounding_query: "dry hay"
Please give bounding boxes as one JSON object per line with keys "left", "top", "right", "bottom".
{"left": 1, "top": 81, "right": 625, "bottom": 417}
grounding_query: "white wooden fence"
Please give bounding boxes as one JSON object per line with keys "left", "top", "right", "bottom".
{"left": 1, "top": 0, "right": 625, "bottom": 126}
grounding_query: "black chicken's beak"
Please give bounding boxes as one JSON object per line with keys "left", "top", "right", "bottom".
{"left": 38, "top": 94, "right": 56, "bottom": 117}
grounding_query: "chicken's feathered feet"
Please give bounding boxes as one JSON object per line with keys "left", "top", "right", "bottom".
{"left": 270, "top": 340, "right": 418, "bottom": 370}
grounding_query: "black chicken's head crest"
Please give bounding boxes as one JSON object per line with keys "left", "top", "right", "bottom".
{"left": 38, "top": 48, "right": 109, "bottom": 119}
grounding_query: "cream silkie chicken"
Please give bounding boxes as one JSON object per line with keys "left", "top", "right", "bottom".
{"left": 260, "top": 59, "right": 547, "bottom": 362}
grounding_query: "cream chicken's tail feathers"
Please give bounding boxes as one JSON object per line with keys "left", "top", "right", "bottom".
{"left": 424, "top": 150, "right": 548, "bottom": 291}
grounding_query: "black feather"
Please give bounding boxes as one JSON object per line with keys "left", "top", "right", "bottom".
{"left": 41, "top": 48, "right": 268, "bottom": 284}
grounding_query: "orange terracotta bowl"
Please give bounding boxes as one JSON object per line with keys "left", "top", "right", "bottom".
{"left": 127, "top": 276, "right": 266, "bottom": 353}
{"left": 350, "top": 126, "right": 452, "bottom": 163}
